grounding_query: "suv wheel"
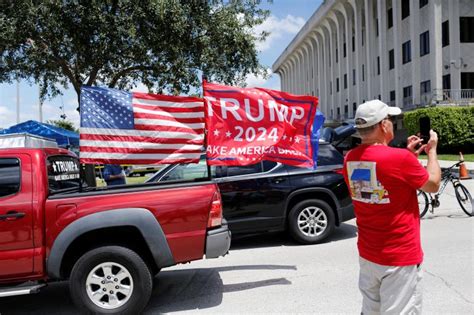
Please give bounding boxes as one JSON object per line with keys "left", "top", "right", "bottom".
{"left": 288, "top": 199, "right": 335, "bottom": 244}
{"left": 69, "top": 246, "right": 152, "bottom": 314}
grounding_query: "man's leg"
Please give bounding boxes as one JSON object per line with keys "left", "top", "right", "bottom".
{"left": 359, "top": 257, "right": 382, "bottom": 315}
{"left": 379, "top": 264, "right": 423, "bottom": 314}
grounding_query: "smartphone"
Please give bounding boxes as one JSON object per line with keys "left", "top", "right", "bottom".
{"left": 419, "top": 116, "right": 431, "bottom": 144}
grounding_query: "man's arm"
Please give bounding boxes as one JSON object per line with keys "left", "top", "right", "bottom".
{"left": 420, "top": 130, "right": 441, "bottom": 193}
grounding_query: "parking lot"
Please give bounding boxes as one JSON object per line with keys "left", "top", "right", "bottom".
{"left": 1, "top": 179, "right": 473, "bottom": 314}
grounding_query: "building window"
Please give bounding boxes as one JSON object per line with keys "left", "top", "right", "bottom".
{"left": 461, "top": 73, "right": 474, "bottom": 89}
{"left": 402, "top": 40, "right": 411, "bottom": 64}
{"left": 420, "top": 0, "right": 428, "bottom": 8}
{"left": 344, "top": 74, "right": 348, "bottom": 89}
{"left": 343, "top": 42, "right": 347, "bottom": 57}
{"left": 352, "top": 69, "right": 356, "bottom": 85}
{"left": 352, "top": 36, "right": 355, "bottom": 52}
{"left": 387, "top": 8, "right": 393, "bottom": 29}
{"left": 378, "top": 94, "right": 381, "bottom": 100}
{"left": 376, "top": 19, "right": 379, "bottom": 37}
{"left": 362, "top": 29, "right": 365, "bottom": 46}
{"left": 377, "top": 56, "right": 380, "bottom": 75}
{"left": 336, "top": 49, "right": 338, "bottom": 63}
{"left": 420, "top": 31, "right": 430, "bottom": 57}
{"left": 420, "top": 80, "right": 431, "bottom": 94}
{"left": 337, "top": 107, "right": 341, "bottom": 119}
{"left": 353, "top": 102, "right": 357, "bottom": 113}
{"left": 362, "top": 64, "right": 365, "bottom": 81}
{"left": 330, "top": 81, "right": 332, "bottom": 95}
{"left": 442, "top": 20, "right": 449, "bottom": 47}
{"left": 443, "top": 74, "right": 451, "bottom": 90}
{"left": 389, "top": 49, "right": 395, "bottom": 69}
{"left": 390, "top": 90, "right": 396, "bottom": 103}
{"left": 403, "top": 85, "right": 412, "bottom": 107}
{"left": 402, "top": 0, "right": 410, "bottom": 20}
{"left": 344, "top": 105, "right": 348, "bottom": 118}
{"left": 460, "top": 17, "right": 474, "bottom": 43}
{"left": 337, "top": 78, "right": 340, "bottom": 92}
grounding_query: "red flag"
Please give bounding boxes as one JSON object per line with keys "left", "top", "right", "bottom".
{"left": 79, "top": 86, "right": 205, "bottom": 164}
{"left": 203, "top": 81, "right": 318, "bottom": 168}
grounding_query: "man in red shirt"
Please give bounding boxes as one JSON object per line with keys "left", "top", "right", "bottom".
{"left": 343, "top": 100, "right": 441, "bottom": 314}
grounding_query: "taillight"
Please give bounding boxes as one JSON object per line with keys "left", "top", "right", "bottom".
{"left": 208, "top": 191, "right": 223, "bottom": 228}
{"left": 333, "top": 168, "right": 343, "bottom": 175}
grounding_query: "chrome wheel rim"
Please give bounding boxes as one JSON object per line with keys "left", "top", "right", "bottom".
{"left": 297, "top": 206, "right": 327, "bottom": 237}
{"left": 86, "top": 262, "right": 134, "bottom": 310}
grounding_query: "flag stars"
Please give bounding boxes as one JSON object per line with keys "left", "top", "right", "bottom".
{"left": 225, "top": 131, "right": 232, "bottom": 138}
{"left": 213, "top": 129, "right": 220, "bottom": 136}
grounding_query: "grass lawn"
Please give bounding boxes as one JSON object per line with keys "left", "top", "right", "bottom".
{"left": 419, "top": 153, "right": 474, "bottom": 162}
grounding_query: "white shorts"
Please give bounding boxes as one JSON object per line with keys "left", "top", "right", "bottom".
{"left": 359, "top": 257, "right": 423, "bottom": 315}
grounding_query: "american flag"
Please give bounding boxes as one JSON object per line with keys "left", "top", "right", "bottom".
{"left": 79, "top": 86, "right": 205, "bottom": 164}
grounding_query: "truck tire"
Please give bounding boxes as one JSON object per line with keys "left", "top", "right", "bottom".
{"left": 288, "top": 199, "right": 335, "bottom": 244}
{"left": 69, "top": 246, "right": 152, "bottom": 314}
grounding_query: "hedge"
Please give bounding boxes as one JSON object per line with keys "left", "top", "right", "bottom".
{"left": 403, "top": 106, "right": 474, "bottom": 153}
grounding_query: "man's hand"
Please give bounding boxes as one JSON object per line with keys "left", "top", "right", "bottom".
{"left": 406, "top": 135, "right": 426, "bottom": 156}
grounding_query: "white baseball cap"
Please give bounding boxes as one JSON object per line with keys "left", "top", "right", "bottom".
{"left": 354, "top": 100, "right": 402, "bottom": 128}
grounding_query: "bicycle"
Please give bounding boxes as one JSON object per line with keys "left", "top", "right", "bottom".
{"left": 418, "top": 161, "right": 473, "bottom": 218}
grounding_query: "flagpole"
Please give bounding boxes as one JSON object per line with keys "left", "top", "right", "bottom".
{"left": 201, "top": 74, "right": 212, "bottom": 180}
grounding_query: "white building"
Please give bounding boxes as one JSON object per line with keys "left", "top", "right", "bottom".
{"left": 272, "top": 0, "right": 474, "bottom": 123}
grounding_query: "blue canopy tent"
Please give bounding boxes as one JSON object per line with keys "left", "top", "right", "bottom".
{"left": 0, "top": 120, "right": 79, "bottom": 147}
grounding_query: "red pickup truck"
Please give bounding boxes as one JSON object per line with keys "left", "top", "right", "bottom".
{"left": 0, "top": 142, "right": 231, "bottom": 313}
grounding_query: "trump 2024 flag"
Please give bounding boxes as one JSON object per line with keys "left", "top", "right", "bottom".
{"left": 79, "top": 86, "right": 205, "bottom": 164}
{"left": 203, "top": 81, "right": 318, "bottom": 168}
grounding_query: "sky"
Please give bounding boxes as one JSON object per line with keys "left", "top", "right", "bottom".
{"left": 0, "top": 0, "right": 323, "bottom": 130}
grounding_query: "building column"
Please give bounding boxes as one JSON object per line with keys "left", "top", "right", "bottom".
{"left": 365, "top": 0, "right": 373, "bottom": 99}
{"left": 329, "top": 11, "right": 344, "bottom": 118}
{"left": 377, "top": 0, "right": 387, "bottom": 102}
{"left": 392, "top": 0, "right": 402, "bottom": 108}
{"left": 302, "top": 43, "right": 311, "bottom": 94}
{"left": 430, "top": 0, "right": 443, "bottom": 100}
{"left": 349, "top": 0, "right": 361, "bottom": 105}
{"left": 323, "top": 20, "right": 336, "bottom": 119}
{"left": 316, "top": 29, "right": 328, "bottom": 116}
{"left": 310, "top": 33, "right": 322, "bottom": 102}
{"left": 410, "top": 0, "right": 421, "bottom": 106}
{"left": 449, "top": 0, "right": 461, "bottom": 91}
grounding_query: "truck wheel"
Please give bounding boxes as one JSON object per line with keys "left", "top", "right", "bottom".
{"left": 288, "top": 199, "right": 335, "bottom": 244}
{"left": 69, "top": 246, "right": 152, "bottom": 314}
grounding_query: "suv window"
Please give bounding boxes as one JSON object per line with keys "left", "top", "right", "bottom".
{"left": 225, "top": 163, "right": 262, "bottom": 177}
{"left": 0, "top": 158, "right": 20, "bottom": 197}
{"left": 317, "top": 144, "right": 344, "bottom": 166}
{"left": 161, "top": 158, "right": 215, "bottom": 181}
{"left": 47, "top": 155, "right": 81, "bottom": 191}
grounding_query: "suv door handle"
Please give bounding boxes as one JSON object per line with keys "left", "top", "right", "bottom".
{"left": 0, "top": 211, "right": 25, "bottom": 221}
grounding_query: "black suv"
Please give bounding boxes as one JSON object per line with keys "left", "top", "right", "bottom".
{"left": 147, "top": 142, "right": 354, "bottom": 244}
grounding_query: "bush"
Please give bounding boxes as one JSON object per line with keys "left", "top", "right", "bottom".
{"left": 403, "top": 106, "right": 474, "bottom": 154}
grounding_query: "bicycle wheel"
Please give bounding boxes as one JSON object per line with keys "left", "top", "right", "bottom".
{"left": 454, "top": 183, "right": 473, "bottom": 216}
{"left": 417, "top": 190, "right": 429, "bottom": 218}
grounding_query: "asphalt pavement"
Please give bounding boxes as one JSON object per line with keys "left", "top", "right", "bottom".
{"left": 1, "top": 180, "right": 473, "bottom": 314}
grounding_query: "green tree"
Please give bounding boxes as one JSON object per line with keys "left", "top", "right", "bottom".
{"left": 46, "top": 119, "right": 78, "bottom": 132}
{"left": 0, "top": 0, "right": 269, "bottom": 108}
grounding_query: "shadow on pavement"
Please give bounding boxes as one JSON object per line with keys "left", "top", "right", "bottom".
{"left": 145, "top": 264, "right": 295, "bottom": 314}
{"left": 1, "top": 265, "right": 295, "bottom": 315}
{"left": 230, "top": 222, "right": 358, "bottom": 251}
{"left": 422, "top": 213, "right": 472, "bottom": 220}
{"left": 0, "top": 281, "right": 73, "bottom": 315}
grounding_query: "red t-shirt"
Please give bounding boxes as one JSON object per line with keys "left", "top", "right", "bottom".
{"left": 343, "top": 144, "right": 429, "bottom": 266}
